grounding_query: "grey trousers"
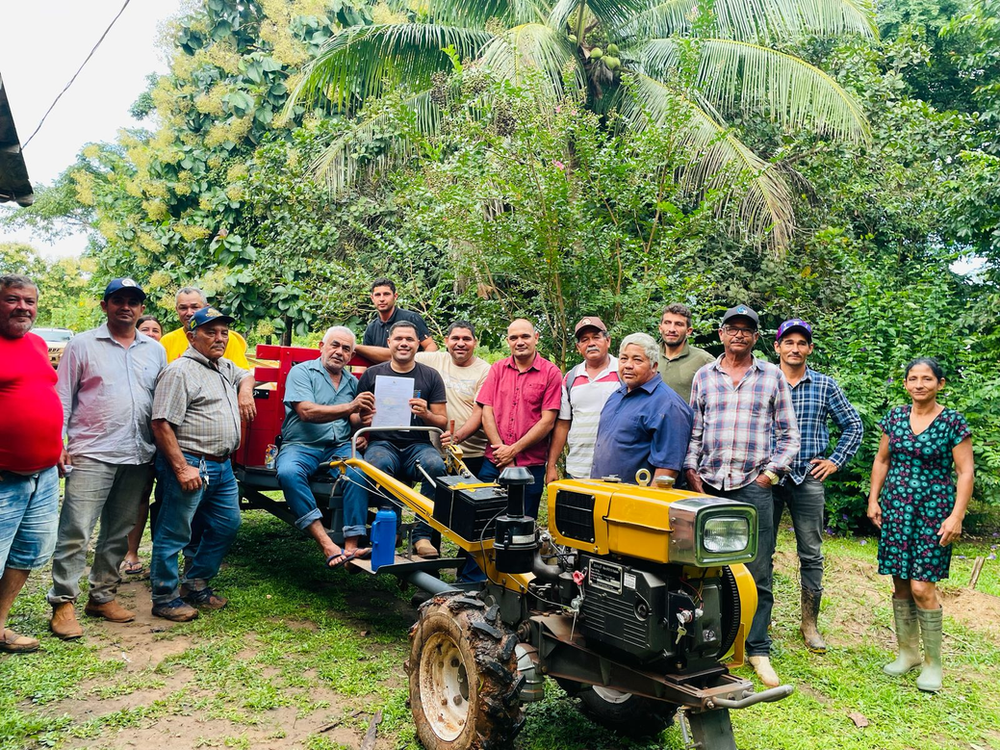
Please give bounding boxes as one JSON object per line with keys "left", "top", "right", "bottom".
{"left": 772, "top": 476, "right": 826, "bottom": 593}
{"left": 47, "top": 457, "right": 152, "bottom": 605}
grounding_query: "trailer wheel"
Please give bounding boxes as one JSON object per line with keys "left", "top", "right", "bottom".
{"left": 556, "top": 679, "right": 676, "bottom": 737}
{"left": 407, "top": 594, "right": 524, "bottom": 750}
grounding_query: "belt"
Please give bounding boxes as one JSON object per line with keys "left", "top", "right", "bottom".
{"left": 187, "top": 451, "right": 231, "bottom": 463}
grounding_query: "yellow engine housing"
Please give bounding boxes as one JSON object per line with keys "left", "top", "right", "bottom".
{"left": 547, "top": 478, "right": 757, "bottom": 566}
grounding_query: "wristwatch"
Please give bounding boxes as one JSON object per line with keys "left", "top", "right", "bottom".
{"left": 762, "top": 470, "right": 781, "bottom": 485}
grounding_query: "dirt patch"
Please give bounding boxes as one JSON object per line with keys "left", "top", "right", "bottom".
{"left": 938, "top": 587, "right": 1000, "bottom": 638}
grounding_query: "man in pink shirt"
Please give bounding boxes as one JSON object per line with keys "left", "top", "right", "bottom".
{"left": 477, "top": 318, "right": 562, "bottom": 517}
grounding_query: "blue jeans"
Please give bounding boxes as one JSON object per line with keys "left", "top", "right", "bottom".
{"left": 48, "top": 458, "right": 152, "bottom": 605}
{"left": 276, "top": 442, "right": 351, "bottom": 530}
{"left": 151, "top": 453, "right": 241, "bottom": 604}
{"left": 352, "top": 441, "right": 445, "bottom": 541}
{"left": 773, "top": 476, "right": 826, "bottom": 593}
{"left": 706, "top": 481, "right": 775, "bottom": 657}
{"left": 479, "top": 460, "right": 546, "bottom": 519}
{"left": 0, "top": 467, "right": 59, "bottom": 571}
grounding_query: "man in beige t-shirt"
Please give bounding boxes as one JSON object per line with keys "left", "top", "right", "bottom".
{"left": 415, "top": 320, "right": 491, "bottom": 477}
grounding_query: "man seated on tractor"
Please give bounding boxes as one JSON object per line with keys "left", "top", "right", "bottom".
{"left": 275, "top": 326, "right": 375, "bottom": 568}
{"left": 346, "top": 322, "right": 449, "bottom": 551}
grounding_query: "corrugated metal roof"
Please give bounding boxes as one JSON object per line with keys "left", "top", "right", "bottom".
{"left": 0, "top": 70, "right": 34, "bottom": 207}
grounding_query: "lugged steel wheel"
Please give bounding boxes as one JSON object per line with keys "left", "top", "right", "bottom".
{"left": 406, "top": 593, "right": 524, "bottom": 749}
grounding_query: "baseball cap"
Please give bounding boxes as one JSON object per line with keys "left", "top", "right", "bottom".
{"left": 573, "top": 316, "right": 608, "bottom": 337}
{"left": 103, "top": 278, "right": 146, "bottom": 301}
{"left": 720, "top": 305, "right": 759, "bottom": 328}
{"left": 188, "top": 306, "right": 236, "bottom": 331}
{"left": 776, "top": 318, "right": 813, "bottom": 342}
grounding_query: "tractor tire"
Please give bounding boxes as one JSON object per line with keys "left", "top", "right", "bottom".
{"left": 406, "top": 593, "right": 524, "bottom": 750}
{"left": 556, "top": 679, "right": 676, "bottom": 737}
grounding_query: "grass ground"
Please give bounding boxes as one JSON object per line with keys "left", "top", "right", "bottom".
{"left": 2, "top": 510, "right": 999, "bottom": 750}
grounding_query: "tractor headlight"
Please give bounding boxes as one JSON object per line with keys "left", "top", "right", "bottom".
{"left": 668, "top": 499, "right": 757, "bottom": 566}
{"left": 702, "top": 516, "right": 751, "bottom": 554}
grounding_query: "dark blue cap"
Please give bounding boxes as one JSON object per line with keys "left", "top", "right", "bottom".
{"left": 776, "top": 318, "right": 813, "bottom": 342}
{"left": 187, "top": 306, "right": 236, "bottom": 331}
{"left": 103, "top": 278, "right": 146, "bottom": 301}
{"left": 720, "top": 304, "right": 759, "bottom": 328}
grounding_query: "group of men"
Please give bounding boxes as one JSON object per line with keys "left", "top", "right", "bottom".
{"left": 274, "top": 283, "right": 864, "bottom": 688}
{"left": 2, "top": 273, "right": 258, "bottom": 651}
{"left": 1, "top": 273, "right": 864, "bottom": 693}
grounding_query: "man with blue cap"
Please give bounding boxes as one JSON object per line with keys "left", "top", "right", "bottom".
{"left": 48, "top": 278, "right": 166, "bottom": 639}
{"left": 773, "top": 318, "right": 863, "bottom": 653}
{"left": 149, "top": 306, "right": 256, "bottom": 621}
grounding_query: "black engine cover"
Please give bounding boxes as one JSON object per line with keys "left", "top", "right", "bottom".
{"left": 579, "top": 555, "right": 672, "bottom": 662}
{"left": 578, "top": 554, "right": 725, "bottom": 665}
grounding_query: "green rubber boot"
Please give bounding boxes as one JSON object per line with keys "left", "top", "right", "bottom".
{"left": 916, "top": 606, "right": 943, "bottom": 693}
{"left": 883, "top": 598, "right": 922, "bottom": 677}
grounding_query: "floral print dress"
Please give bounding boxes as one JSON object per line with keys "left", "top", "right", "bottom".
{"left": 876, "top": 405, "right": 971, "bottom": 582}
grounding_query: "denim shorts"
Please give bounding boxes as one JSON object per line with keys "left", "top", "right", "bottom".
{"left": 0, "top": 466, "right": 60, "bottom": 570}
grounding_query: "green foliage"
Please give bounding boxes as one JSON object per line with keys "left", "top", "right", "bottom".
{"left": 0, "top": 243, "right": 101, "bottom": 330}
{"left": 292, "top": 0, "right": 875, "bottom": 249}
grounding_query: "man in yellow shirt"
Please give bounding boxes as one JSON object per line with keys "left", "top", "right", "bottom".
{"left": 160, "top": 288, "right": 250, "bottom": 368}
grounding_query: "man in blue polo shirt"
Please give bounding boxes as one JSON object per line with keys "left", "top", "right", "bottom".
{"left": 591, "top": 333, "right": 693, "bottom": 483}
{"left": 275, "top": 326, "right": 375, "bottom": 567}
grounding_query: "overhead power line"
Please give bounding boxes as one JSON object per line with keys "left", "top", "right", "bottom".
{"left": 22, "top": 0, "right": 133, "bottom": 150}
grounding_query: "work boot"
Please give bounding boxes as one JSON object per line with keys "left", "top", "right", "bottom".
{"left": 748, "top": 655, "right": 780, "bottom": 687}
{"left": 84, "top": 598, "right": 136, "bottom": 623}
{"left": 413, "top": 539, "right": 439, "bottom": 559}
{"left": 800, "top": 588, "right": 827, "bottom": 653}
{"left": 152, "top": 597, "right": 199, "bottom": 622}
{"left": 50, "top": 602, "right": 84, "bottom": 640}
{"left": 884, "top": 598, "right": 922, "bottom": 676}
{"left": 181, "top": 585, "right": 228, "bottom": 610}
{"left": 916, "top": 606, "right": 943, "bottom": 692}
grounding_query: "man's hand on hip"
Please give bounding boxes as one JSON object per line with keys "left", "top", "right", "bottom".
{"left": 809, "top": 458, "right": 839, "bottom": 481}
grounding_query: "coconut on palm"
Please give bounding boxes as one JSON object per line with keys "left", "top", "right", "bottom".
{"left": 590, "top": 47, "right": 603, "bottom": 59}
{"left": 606, "top": 43, "right": 619, "bottom": 56}
{"left": 604, "top": 56, "right": 621, "bottom": 71}
{"left": 568, "top": 34, "right": 577, "bottom": 44}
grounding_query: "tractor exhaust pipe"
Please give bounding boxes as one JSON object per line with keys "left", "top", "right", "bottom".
{"left": 493, "top": 467, "right": 537, "bottom": 574}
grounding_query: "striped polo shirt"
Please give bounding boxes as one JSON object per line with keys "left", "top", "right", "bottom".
{"left": 558, "top": 359, "right": 621, "bottom": 478}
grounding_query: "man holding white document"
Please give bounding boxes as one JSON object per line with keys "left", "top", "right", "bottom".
{"left": 348, "top": 321, "right": 448, "bottom": 556}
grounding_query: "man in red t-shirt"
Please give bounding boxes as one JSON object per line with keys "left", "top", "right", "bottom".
{"left": 0, "top": 274, "right": 63, "bottom": 653}
{"left": 477, "top": 318, "right": 563, "bottom": 518}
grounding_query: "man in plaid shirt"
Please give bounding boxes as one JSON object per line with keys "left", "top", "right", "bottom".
{"left": 773, "top": 319, "right": 863, "bottom": 654}
{"left": 685, "top": 305, "right": 800, "bottom": 688}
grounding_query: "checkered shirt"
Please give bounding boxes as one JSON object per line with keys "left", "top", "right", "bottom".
{"left": 152, "top": 347, "right": 249, "bottom": 456}
{"left": 782, "top": 367, "right": 863, "bottom": 485}
{"left": 685, "top": 355, "right": 800, "bottom": 491}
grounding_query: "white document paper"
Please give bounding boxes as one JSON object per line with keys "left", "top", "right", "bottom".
{"left": 371, "top": 375, "right": 414, "bottom": 428}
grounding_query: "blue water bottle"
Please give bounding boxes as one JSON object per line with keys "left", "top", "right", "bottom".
{"left": 371, "top": 506, "right": 397, "bottom": 572}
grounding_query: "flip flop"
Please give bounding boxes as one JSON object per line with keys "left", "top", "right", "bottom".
{"left": 0, "top": 629, "right": 40, "bottom": 653}
{"left": 328, "top": 550, "right": 358, "bottom": 570}
{"left": 347, "top": 547, "right": 372, "bottom": 561}
{"left": 123, "top": 561, "right": 144, "bottom": 576}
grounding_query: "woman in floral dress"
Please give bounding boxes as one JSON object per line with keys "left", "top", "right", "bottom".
{"left": 867, "top": 358, "right": 974, "bottom": 692}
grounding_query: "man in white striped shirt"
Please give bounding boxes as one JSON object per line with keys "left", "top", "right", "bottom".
{"left": 546, "top": 317, "right": 621, "bottom": 483}
{"left": 48, "top": 278, "right": 166, "bottom": 639}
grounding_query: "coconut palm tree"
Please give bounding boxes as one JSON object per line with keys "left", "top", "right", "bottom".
{"left": 289, "top": 0, "right": 875, "bottom": 249}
